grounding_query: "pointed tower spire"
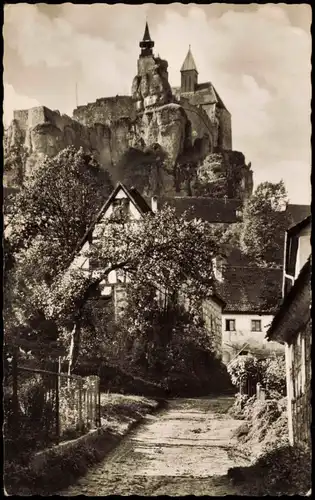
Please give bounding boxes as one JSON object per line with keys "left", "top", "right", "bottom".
{"left": 143, "top": 22, "right": 151, "bottom": 42}
{"left": 180, "top": 45, "right": 198, "bottom": 93}
{"left": 181, "top": 46, "right": 198, "bottom": 73}
{"left": 139, "top": 21, "right": 154, "bottom": 57}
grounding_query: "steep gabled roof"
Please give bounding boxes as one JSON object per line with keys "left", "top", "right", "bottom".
{"left": 287, "top": 204, "right": 311, "bottom": 226}
{"left": 188, "top": 81, "right": 228, "bottom": 111}
{"left": 287, "top": 214, "right": 311, "bottom": 236}
{"left": 217, "top": 266, "right": 283, "bottom": 314}
{"left": 181, "top": 47, "right": 198, "bottom": 73}
{"left": 266, "top": 258, "right": 311, "bottom": 343}
{"left": 71, "top": 182, "right": 152, "bottom": 259}
{"left": 148, "top": 196, "right": 242, "bottom": 223}
{"left": 129, "top": 187, "right": 153, "bottom": 215}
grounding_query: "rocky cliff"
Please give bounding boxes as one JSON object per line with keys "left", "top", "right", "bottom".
{"left": 4, "top": 54, "right": 252, "bottom": 201}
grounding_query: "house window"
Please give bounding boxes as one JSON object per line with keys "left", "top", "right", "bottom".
{"left": 251, "top": 320, "right": 262, "bottom": 332}
{"left": 89, "top": 256, "right": 103, "bottom": 271}
{"left": 111, "top": 198, "right": 130, "bottom": 219}
{"left": 285, "top": 235, "right": 299, "bottom": 277}
{"left": 225, "top": 319, "right": 236, "bottom": 331}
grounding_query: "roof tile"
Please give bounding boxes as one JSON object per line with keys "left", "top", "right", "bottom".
{"left": 216, "top": 266, "right": 283, "bottom": 314}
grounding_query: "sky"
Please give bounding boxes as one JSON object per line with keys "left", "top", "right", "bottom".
{"left": 3, "top": 3, "right": 312, "bottom": 204}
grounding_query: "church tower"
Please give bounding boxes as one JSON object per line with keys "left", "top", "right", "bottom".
{"left": 139, "top": 22, "right": 154, "bottom": 58}
{"left": 180, "top": 46, "right": 198, "bottom": 93}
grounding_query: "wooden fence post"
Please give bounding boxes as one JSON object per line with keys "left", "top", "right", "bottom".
{"left": 78, "top": 379, "right": 83, "bottom": 432}
{"left": 55, "top": 358, "right": 61, "bottom": 442}
{"left": 98, "top": 377, "right": 101, "bottom": 428}
{"left": 12, "top": 346, "right": 19, "bottom": 430}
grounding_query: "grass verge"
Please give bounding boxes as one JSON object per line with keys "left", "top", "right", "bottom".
{"left": 4, "top": 393, "right": 165, "bottom": 495}
{"left": 227, "top": 396, "right": 311, "bottom": 495}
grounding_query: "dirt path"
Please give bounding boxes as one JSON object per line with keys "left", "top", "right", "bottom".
{"left": 62, "top": 396, "right": 251, "bottom": 496}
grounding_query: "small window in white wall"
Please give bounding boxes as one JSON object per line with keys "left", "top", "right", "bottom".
{"left": 251, "top": 319, "right": 262, "bottom": 332}
{"left": 225, "top": 319, "right": 236, "bottom": 331}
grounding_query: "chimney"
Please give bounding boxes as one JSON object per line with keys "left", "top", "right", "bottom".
{"left": 151, "top": 195, "right": 158, "bottom": 213}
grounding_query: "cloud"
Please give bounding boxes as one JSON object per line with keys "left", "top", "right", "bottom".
{"left": 3, "top": 83, "right": 41, "bottom": 127}
{"left": 3, "top": 4, "right": 311, "bottom": 203}
{"left": 253, "top": 160, "right": 311, "bottom": 205}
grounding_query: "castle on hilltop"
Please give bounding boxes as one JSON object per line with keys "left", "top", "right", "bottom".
{"left": 5, "top": 23, "right": 252, "bottom": 200}
{"left": 73, "top": 23, "right": 232, "bottom": 152}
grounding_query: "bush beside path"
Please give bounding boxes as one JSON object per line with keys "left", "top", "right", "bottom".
{"left": 4, "top": 393, "right": 164, "bottom": 495}
{"left": 227, "top": 395, "right": 311, "bottom": 496}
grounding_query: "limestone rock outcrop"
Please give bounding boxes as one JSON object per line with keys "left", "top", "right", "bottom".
{"left": 4, "top": 27, "right": 252, "bottom": 202}
{"left": 195, "top": 151, "right": 253, "bottom": 200}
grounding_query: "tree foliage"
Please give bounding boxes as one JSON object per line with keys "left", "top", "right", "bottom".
{"left": 105, "top": 279, "right": 229, "bottom": 395}
{"left": 228, "top": 353, "right": 286, "bottom": 398}
{"left": 4, "top": 147, "right": 113, "bottom": 354}
{"left": 228, "top": 354, "right": 264, "bottom": 389}
{"left": 261, "top": 355, "right": 286, "bottom": 398}
{"left": 6, "top": 146, "right": 113, "bottom": 276}
{"left": 5, "top": 194, "right": 219, "bottom": 372}
{"left": 240, "top": 181, "right": 292, "bottom": 264}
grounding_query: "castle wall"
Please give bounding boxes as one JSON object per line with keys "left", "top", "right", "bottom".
{"left": 73, "top": 96, "right": 136, "bottom": 127}
{"left": 179, "top": 97, "right": 214, "bottom": 152}
{"left": 218, "top": 108, "right": 232, "bottom": 150}
{"left": 201, "top": 103, "right": 216, "bottom": 123}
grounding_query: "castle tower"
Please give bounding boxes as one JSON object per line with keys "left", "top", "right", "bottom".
{"left": 180, "top": 46, "right": 198, "bottom": 93}
{"left": 139, "top": 22, "right": 154, "bottom": 58}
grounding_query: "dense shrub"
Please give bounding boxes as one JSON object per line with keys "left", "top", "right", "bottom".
{"left": 229, "top": 444, "right": 311, "bottom": 495}
{"left": 4, "top": 377, "right": 57, "bottom": 462}
{"left": 228, "top": 393, "right": 251, "bottom": 419}
{"left": 227, "top": 353, "right": 286, "bottom": 399}
{"left": 4, "top": 429, "right": 116, "bottom": 495}
{"left": 232, "top": 395, "right": 290, "bottom": 460}
{"left": 227, "top": 354, "right": 263, "bottom": 391}
{"left": 253, "top": 444, "right": 311, "bottom": 495}
{"left": 261, "top": 354, "right": 286, "bottom": 397}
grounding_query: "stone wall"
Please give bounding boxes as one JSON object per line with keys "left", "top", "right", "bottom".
{"left": 179, "top": 97, "right": 214, "bottom": 153}
{"left": 218, "top": 108, "right": 232, "bottom": 150}
{"left": 73, "top": 96, "right": 136, "bottom": 127}
{"left": 171, "top": 82, "right": 232, "bottom": 151}
{"left": 202, "top": 297, "right": 223, "bottom": 358}
{"left": 291, "top": 318, "right": 312, "bottom": 450}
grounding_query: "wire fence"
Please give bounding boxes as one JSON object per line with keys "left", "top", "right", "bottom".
{"left": 4, "top": 354, "right": 101, "bottom": 462}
